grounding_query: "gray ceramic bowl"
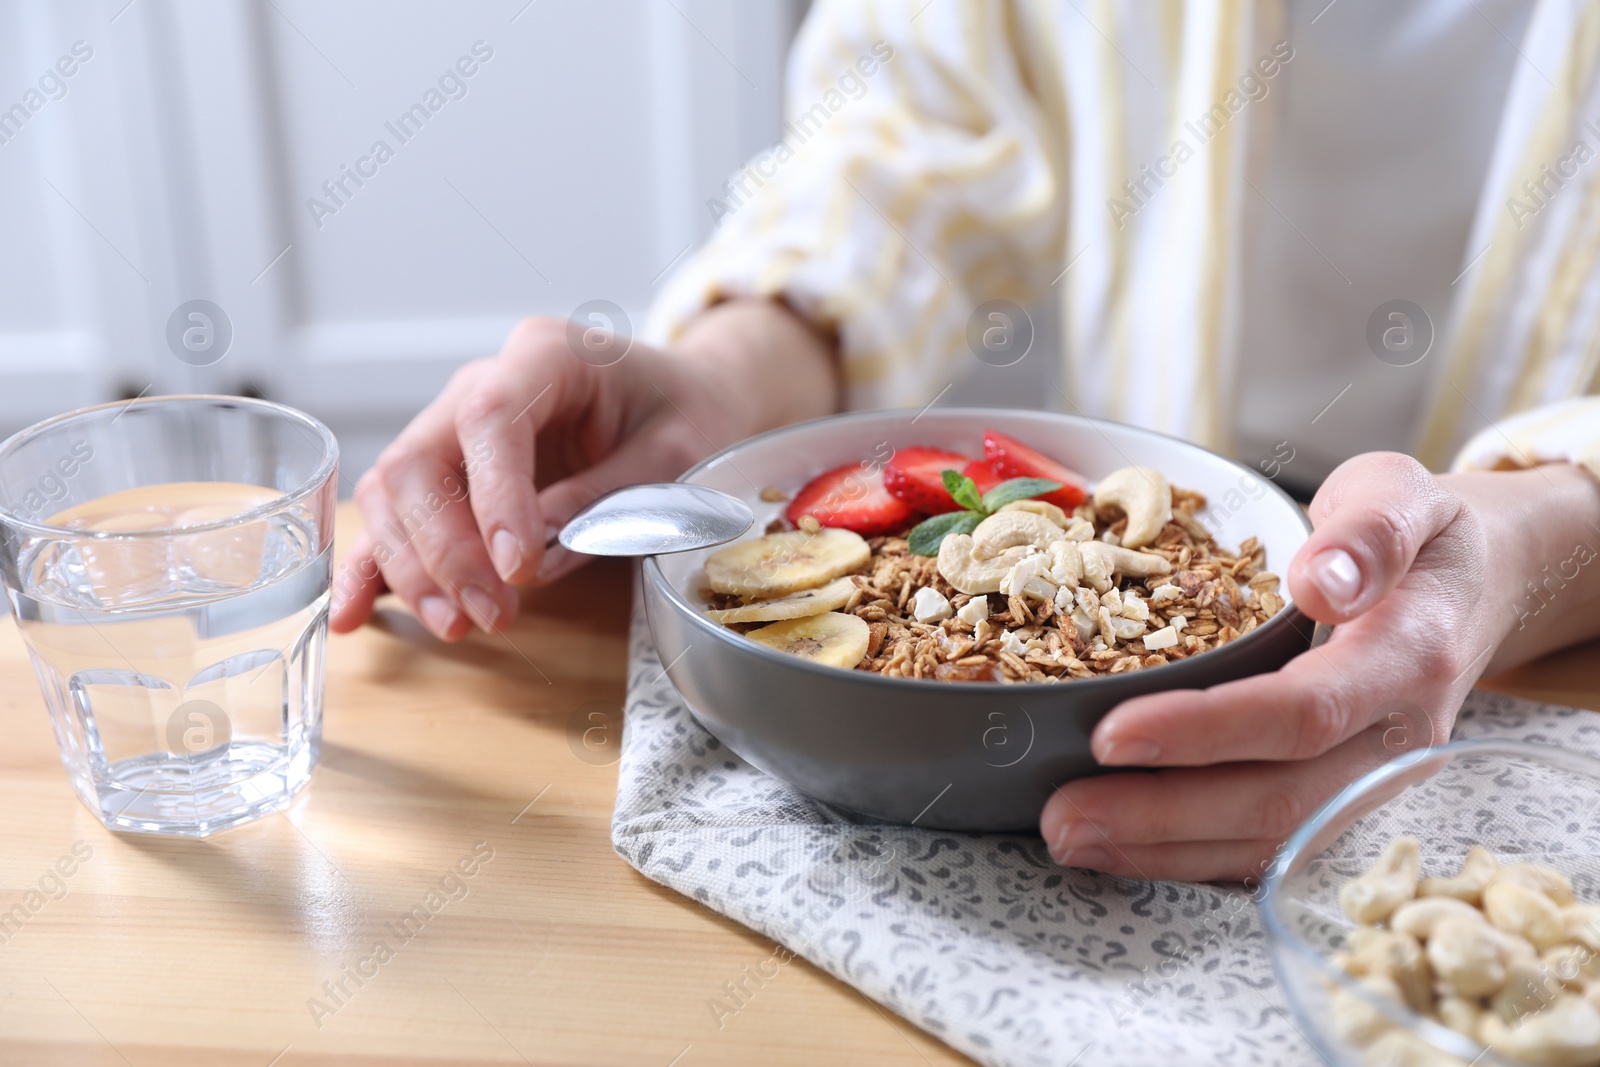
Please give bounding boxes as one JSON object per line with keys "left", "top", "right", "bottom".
{"left": 642, "top": 408, "right": 1313, "bottom": 831}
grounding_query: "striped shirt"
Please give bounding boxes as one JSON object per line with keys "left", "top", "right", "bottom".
{"left": 648, "top": 0, "right": 1600, "bottom": 476}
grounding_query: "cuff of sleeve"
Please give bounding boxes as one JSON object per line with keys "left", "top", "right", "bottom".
{"left": 1449, "top": 396, "right": 1600, "bottom": 481}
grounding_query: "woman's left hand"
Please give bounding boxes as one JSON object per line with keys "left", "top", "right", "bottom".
{"left": 1038, "top": 451, "right": 1600, "bottom": 882}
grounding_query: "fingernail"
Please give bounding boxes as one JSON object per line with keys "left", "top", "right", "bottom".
{"left": 1310, "top": 547, "right": 1362, "bottom": 611}
{"left": 460, "top": 585, "right": 501, "bottom": 630}
{"left": 491, "top": 529, "right": 522, "bottom": 581}
{"left": 1050, "top": 820, "right": 1105, "bottom": 857}
{"left": 537, "top": 543, "right": 572, "bottom": 585}
{"left": 1058, "top": 846, "right": 1111, "bottom": 871}
{"left": 1099, "top": 738, "right": 1160, "bottom": 766}
{"left": 418, "top": 595, "right": 458, "bottom": 638}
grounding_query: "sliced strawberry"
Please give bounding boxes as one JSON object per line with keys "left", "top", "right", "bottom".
{"left": 961, "top": 459, "right": 1006, "bottom": 497}
{"left": 882, "top": 447, "right": 972, "bottom": 514}
{"left": 981, "top": 429, "right": 1090, "bottom": 509}
{"left": 786, "top": 462, "right": 916, "bottom": 536}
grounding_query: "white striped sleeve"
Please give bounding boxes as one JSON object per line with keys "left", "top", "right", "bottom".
{"left": 1450, "top": 396, "right": 1600, "bottom": 481}
{"left": 645, "top": 0, "right": 1065, "bottom": 407}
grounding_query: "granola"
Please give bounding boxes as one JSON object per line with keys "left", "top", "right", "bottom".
{"left": 704, "top": 479, "right": 1283, "bottom": 682}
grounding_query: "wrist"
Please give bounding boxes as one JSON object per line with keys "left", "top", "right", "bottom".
{"left": 1446, "top": 464, "right": 1600, "bottom": 670}
{"left": 669, "top": 298, "right": 840, "bottom": 442}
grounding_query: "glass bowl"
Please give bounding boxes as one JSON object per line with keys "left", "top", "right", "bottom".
{"left": 1261, "top": 739, "right": 1600, "bottom": 1066}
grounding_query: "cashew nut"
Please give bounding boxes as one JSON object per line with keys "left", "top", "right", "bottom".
{"left": 998, "top": 499, "right": 1068, "bottom": 527}
{"left": 1493, "top": 863, "right": 1577, "bottom": 907}
{"left": 1345, "top": 929, "right": 1432, "bottom": 1013}
{"left": 1061, "top": 517, "right": 1095, "bottom": 541}
{"left": 936, "top": 534, "right": 1031, "bottom": 595}
{"left": 970, "top": 510, "right": 1061, "bottom": 559}
{"left": 1092, "top": 466, "right": 1172, "bottom": 549}
{"left": 1485, "top": 881, "right": 1566, "bottom": 951}
{"left": 1340, "top": 836, "right": 1420, "bottom": 925}
{"left": 1419, "top": 846, "right": 1498, "bottom": 905}
{"left": 1332, "top": 973, "right": 1403, "bottom": 1047}
{"left": 1542, "top": 944, "right": 1600, "bottom": 990}
{"left": 1564, "top": 904, "right": 1600, "bottom": 952}
{"left": 1362, "top": 1029, "right": 1472, "bottom": 1067}
{"left": 1478, "top": 993, "right": 1600, "bottom": 1066}
{"left": 1077, "top": 541, "right": 1174, "bottom": 594}
{"left": 1435, "top": 994, "right": 1479, "bottom": 1038}
{"left": 1390, "top": 896, "right": 1485, "bottom": 940}
{"left": 1426, "top": 915, "right": 1506, "bottom": 998}
{"left": 1491, "top": 958, "right": 1566, "bottom": 1023}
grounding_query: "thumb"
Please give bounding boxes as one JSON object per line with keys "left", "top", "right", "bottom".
{"left": 1288, "top": 452, "right": 1464, "bottom": 624}
{"left": 533, "top": 411, "right": 705, "bottom": 583}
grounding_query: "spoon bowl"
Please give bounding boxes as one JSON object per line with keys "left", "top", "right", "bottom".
{"left": 553, "top": 483, "right": 754, "bottom": 556}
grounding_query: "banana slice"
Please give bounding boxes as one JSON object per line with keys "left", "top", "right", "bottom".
{"left": 704, "top": 528, "right": 870, "bottom": 598}
{"left": 745, "top": 612, "right": 871, "bottom": 669}
{"left": 707, "top": 576, "right": 857, "bottom": 624}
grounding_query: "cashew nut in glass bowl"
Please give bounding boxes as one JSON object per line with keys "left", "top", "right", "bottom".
{"left": 1262, "top": 741, "right": 1600, "bottom": 1067}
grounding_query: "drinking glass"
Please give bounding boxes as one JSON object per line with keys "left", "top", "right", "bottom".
{"left": 0, "top": 395, "right": 338, "bottom": 836}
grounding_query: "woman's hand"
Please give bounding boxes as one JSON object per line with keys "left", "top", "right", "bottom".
{"left": 1039, "top": 452, "right": 1600, "bottom": 883}
{"left": 329, "top": 299, "right": 837, "bottom": 641}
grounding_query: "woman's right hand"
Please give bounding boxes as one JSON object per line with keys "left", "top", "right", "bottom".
{"left": 329, "top": 299, "right": 837, "bottom": 641}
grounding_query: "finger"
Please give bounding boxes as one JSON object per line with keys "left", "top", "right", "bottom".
{"left": 1090, "top": 611, "right": 1436, "bottom": 766}
{"left": 373, "top": 429, "right": 517, "bottom": 633}
{"left": 1050, "top": 835, "right": 1287, "bottom": 882}
{"left": 330, "top": 532, "right": 386, "bottom": 633}
{"left": 1044, "top": 727, "right": 1383, "bottom": 855}
{"left": 354, "top": 474, "right": 471, "bottom": 641}
{"left": 456, "top": 322, "right": 578, "bottom": 584}
{"left": 1289, "top": 451, "right": 1464, "bottom": 623}
{"left": 533, "top": 410, "right": 704, "bottom": 584}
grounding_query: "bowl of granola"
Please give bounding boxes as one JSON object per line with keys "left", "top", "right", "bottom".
{"left": 640, "top": 408, "right": 1313, "bottom": 831}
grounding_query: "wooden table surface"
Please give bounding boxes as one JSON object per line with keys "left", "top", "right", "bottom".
{"left": 0, "top": 505, "right": 1594, "bottom": 1067}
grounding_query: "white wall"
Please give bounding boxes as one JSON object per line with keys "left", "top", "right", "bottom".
{"left": 0, "top": 0, "right": 804, "bottom": 488}
{"left": 1, "top": 0, "right": 1053, "bottom": 492}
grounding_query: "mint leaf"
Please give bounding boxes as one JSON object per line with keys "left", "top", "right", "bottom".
{"left": 907, "top": 510, "right": 983, "bottom": 556}
{"left": 941, "top": 469, "right": 983, "bottom": 513}
{"left": 981, "top": 477, "right": 1062, "bottom": 512}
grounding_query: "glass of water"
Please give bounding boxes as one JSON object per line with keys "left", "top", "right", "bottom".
{"left": 0, "top": 395, "right": 338, "bottom": 836}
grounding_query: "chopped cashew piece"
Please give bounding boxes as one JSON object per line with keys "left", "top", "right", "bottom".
{"left": 1000, "top": 551, "right": 1057, "bottom": 601}
{"left": 1142, "top": 626, "right": 1178, "bottom": 651}
{"left": 1092, "top": 466, "right": 1172, "bottom": 549}
{"left": 955, "top": 595, "right": 990, "bottom": 627}
{"left": 910, "top": 586, "right": 952, "bottom": 623}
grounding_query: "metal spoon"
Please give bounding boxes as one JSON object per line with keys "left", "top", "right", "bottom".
{"left": 545, "top": 483, "right": 754, "bottom": 556}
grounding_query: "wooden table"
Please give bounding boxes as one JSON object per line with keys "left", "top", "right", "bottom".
{"left": 0, "top": 507, "right": 1593, "bottom": 1066}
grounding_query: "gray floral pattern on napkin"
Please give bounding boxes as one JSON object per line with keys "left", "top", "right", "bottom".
{"left": 611, "top": 602, "right": 1597, "bottom": 1067}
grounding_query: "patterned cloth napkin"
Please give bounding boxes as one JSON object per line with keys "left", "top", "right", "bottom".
{"left": 611, "top": 600, "right": 1600, "bottom": 1067}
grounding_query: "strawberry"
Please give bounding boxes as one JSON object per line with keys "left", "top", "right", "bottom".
{"left": 786, "top": 462, "right": 916, "bottom": 536}
{"left": 981, "top": 429, "right": 1090, "bottom": 509}
{"left": 882, "top": 447, "right": 973, "bottom": 514}
{"left": 961, "top": 459, "right": 1006, "bottom": 497}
